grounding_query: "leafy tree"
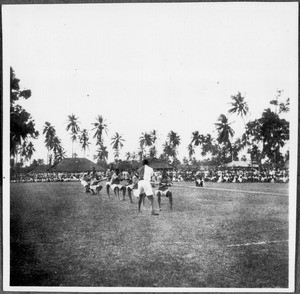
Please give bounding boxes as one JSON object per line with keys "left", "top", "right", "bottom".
{"left": 259, "top": 108, "right": 289, "bottom": 166}
{"left": 10, "top": 68, "right": 39, "bottom": 158}
{"left": 111, "top": 132, "right": 125, "bottom": 160}
{"left": 66, "top": 114, "right": 80, "bottom": 157}
{"left": 243, "top": 107, "right": 289, "bottom": 167}
{"left": 269, "top": 89, "right": 290, "bottom": 115}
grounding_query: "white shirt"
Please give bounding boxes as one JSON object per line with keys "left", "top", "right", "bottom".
{"left": 139, "top": 165, "right": 154, "bottom": 182}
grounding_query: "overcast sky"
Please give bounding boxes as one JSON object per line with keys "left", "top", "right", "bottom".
{"left": 3, "top": 2, "right": 298, "bottom": 163}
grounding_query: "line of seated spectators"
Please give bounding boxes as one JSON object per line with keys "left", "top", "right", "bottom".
{"left": 165, "top": 168, "right": 289, "bottom": 183}
{"left": 10, "top": 172, "right": 83, "bottom": 183}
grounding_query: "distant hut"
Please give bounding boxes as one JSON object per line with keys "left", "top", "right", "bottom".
{"left": 148, "top": 158, "right": 174, "bottom": 171}
{"left": 49, "top": 158, "right": 105, "bottom": 173}
{"left": 29, "top": 164, "right": 52, "bottom": 174}
{"left": 225, "top": 160, "right": 251, "bottom": 168}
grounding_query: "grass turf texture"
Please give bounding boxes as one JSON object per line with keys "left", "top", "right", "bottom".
{"left": 10, "top": 181, "right": 289, "bottom": 288}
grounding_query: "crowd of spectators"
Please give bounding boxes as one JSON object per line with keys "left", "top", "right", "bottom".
{"left": 10, "top": 172, "right": 82, "bottom": 183}
{"left": 10, "top": 167, "right": 289, "bottom": 184}
{"left": 167, "top": 168, "right": 289, "bottom": 183}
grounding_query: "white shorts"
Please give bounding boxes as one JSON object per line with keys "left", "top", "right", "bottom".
{"left": 90, "top": 183, "right": 102, "bottom": 190}
{"left": 126, "top": 184, "right": 134, "bottom": 190}
{"left": 111, "top": 184, "right": 123, "bottom": 190}
{"left": 155, "top": 189, "right": 169, "bottom": 196}
{"left": 137, "top": 180, "right": 153, "bottom": 196}
{"left": 81, "top": 180, "right": 89, "bottom": 187}
{"left": 133, "top": 189, "right": 139, "bottom": 198}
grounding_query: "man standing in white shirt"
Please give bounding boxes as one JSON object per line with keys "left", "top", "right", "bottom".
{"left": 137, "top": 159, "right": 159, "bottom": 215}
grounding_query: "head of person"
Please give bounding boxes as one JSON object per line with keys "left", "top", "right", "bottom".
{"left": 115, "top": 168, "right": 120, "bottom": 174}
{"left": 142, "top": 159, "right": 149, "bottom": 166}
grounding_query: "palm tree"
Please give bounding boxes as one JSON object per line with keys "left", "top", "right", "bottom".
{"left": 111, "top": 132, "right": 125, "bottom": 160}
{"left": 66, "top": 114, "right": 80, "bottom": 157}
{"left": 228, "top": 92, "right": 249, "bottom": 124}
{"left": 26, "top": 141, "right": 35, "bottom": 165}
{"left": 79, "top": 129, "right": 90, "bottom": 157}
{"left": 165, "top": 131, "right": 181, "bottom": 162}
{"left": 191, "top": 131, "right": 202, "bottom": 147}
{"left": 167, "top": 131, "right": 181, "bottom": 148}
{"left": 215, "top": 114, "right": 235, "bottom": 160}
{"left": 151, "top": 130, "right": 157, "bottom": 144}
{"left": 94, "top": 144, "right": 109, "bottom": 163}
{"left": 54, "top": 147, "right": 66, "bottom": 164}
{"left": 51, "top": 136, "right": 62, "bottom": 155}
{"left": 187, "top": 143, "right": 195, "bottom": 159}
{"left": 43, "top": 122, "right": 56, "bottom": 164}
{"left": 92, "top": 115, "right": 108, "bottom": 146}
{"left": 139, "top": 132, "right": 153, "bottom": 155}
{"left": 125, "top": 152, "right": 131, "bottom": 161}
{"left": 190, "top": 131, "right": 205, "bottom": 157}
{"left": 163, "top": 142, "right": 177, "bottom": 162}
{"left": 149, "top": 146, "right": 157, "bottom": 158}
{"left": 51, "top": 136, "right": 65, "bottom": 164}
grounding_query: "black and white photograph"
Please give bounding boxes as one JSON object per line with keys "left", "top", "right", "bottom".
{"left": 2, "top": 2, "right": 298, "bottom": 292}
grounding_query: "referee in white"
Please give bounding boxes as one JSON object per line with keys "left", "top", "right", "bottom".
{"left": 137, "top": 159, "right": 159, "bottom": 215}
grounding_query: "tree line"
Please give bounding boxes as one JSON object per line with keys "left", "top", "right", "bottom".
{"left": 10, "top": 67, "right": 290, "bottom": 171}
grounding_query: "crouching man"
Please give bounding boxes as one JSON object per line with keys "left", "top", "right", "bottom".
{"left": 155, "top": 170, "right": 173, "bottom": 210}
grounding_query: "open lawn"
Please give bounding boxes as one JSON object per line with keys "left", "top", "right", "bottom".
{"left": 9, "top": 181, "right": 289, "bottom": 289}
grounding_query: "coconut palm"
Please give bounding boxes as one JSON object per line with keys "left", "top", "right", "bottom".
{"left": 66, "top": 114, "right": 80, "bottom": 157}
{"left": 149, "top": 146, "right": 157, "bottom": 158}
{"left": 228, "top": 92, "right": 249, "bottom": 123}
{"left": 215, "top": 114, "right": 235, "bottom": 160}
{"left": 54, "top": 147, "right": 66, "bottom": 164}
{"left": 26, "top": 141, "right": 35, "bottom": 165}
{"left": 51, "top": 136, "right": 65, "bottom": 164}
{"left": 187, "top": 143, "right": 195, "bottom": 159}
{"left": 167, "top": 131, "right": 181, "bottom": 148}
{"left": 125, "top": 152, "right": 131, "bottom": 161}
{"left": 43, "top": 122, "right": 56, "bottom": 164}
{"left": 164, "top": 131, "right": 180, "bottom": 162}
{"left": 190, "top": 131, "right": 206, "bottom": 157}
{"left": 79, "top": 129, "right": 90, "bottom": 157}
{"left": 111, "top": 132, "right": 125, "bottom": 160}
{"left": 162, "top": 142, "right": 177, "bottom": 162}
{"left": 191, "top": 131, "right": 202, "bottom": 147}
{"left": 92, "top": 115, "right": 108, "bottom": 146}
{"left": 139, "top": 132, "right": 153, "bottom": 155}
{"left": 215, "top": 114, "right": 235, "bottom": 144}
{"left": 94, "top": 144, "right": 109, "bottom": 162}
{"left": 151, "top": 130, "right": 157, "bottom": 144}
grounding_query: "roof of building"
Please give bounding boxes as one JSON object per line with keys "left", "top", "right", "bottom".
{"left": 49, "top": 158, "right": 105, "bottom": 173}
{"left": 148, "top": 158, "right": 174, "bottom": 170}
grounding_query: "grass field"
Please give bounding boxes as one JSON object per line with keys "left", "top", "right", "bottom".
{"left": 9, "top": 181, "right": 289, "bottom": 289}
